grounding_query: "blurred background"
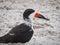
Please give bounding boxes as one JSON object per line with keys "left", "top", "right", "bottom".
{"left": 0, "top": 0, "right": 60, "bottom": 45}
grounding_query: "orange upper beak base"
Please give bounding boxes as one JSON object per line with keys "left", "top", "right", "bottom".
{"left": 34, "top": 12, "right": 40, "bottom": 18}
{"left": 34, "top": 12, "right": 49, "bottom": 21}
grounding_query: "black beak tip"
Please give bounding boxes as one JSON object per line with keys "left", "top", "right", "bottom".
{"left": 45, "top": 18, "right": 50, "bottom": 21}
{"left": 38, "top": 14, "right": 50, "bottom": 21}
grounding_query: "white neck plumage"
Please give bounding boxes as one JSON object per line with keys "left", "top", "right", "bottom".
{"left": 24, "top": 19, "right": 32, "bottom": 27}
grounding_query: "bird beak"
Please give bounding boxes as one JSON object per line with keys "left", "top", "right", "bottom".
{"left": 38, "top": 14, "right": 49, "bottom": 21}
{"left": 34, "top": 12, "right": 49, "bottom": 21}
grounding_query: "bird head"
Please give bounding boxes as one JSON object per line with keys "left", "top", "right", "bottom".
{"left": 23, "top": 9, "right": 49, "bottom": 22}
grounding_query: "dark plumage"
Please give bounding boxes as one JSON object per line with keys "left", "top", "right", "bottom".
{"left": 0, "top": 23, "right": 33, "bottom": 43}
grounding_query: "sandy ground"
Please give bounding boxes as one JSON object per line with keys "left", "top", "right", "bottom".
{"left": 0, "top": 0, "right": 60, "bottom": 45}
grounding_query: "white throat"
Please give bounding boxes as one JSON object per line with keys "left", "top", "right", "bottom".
{"left": 24, "top": 19, "right": 32, "bottom": 27}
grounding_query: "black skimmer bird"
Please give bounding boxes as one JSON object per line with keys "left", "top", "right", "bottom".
{"left": 0, "top": 9, "right": 49, "bottom": 43}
